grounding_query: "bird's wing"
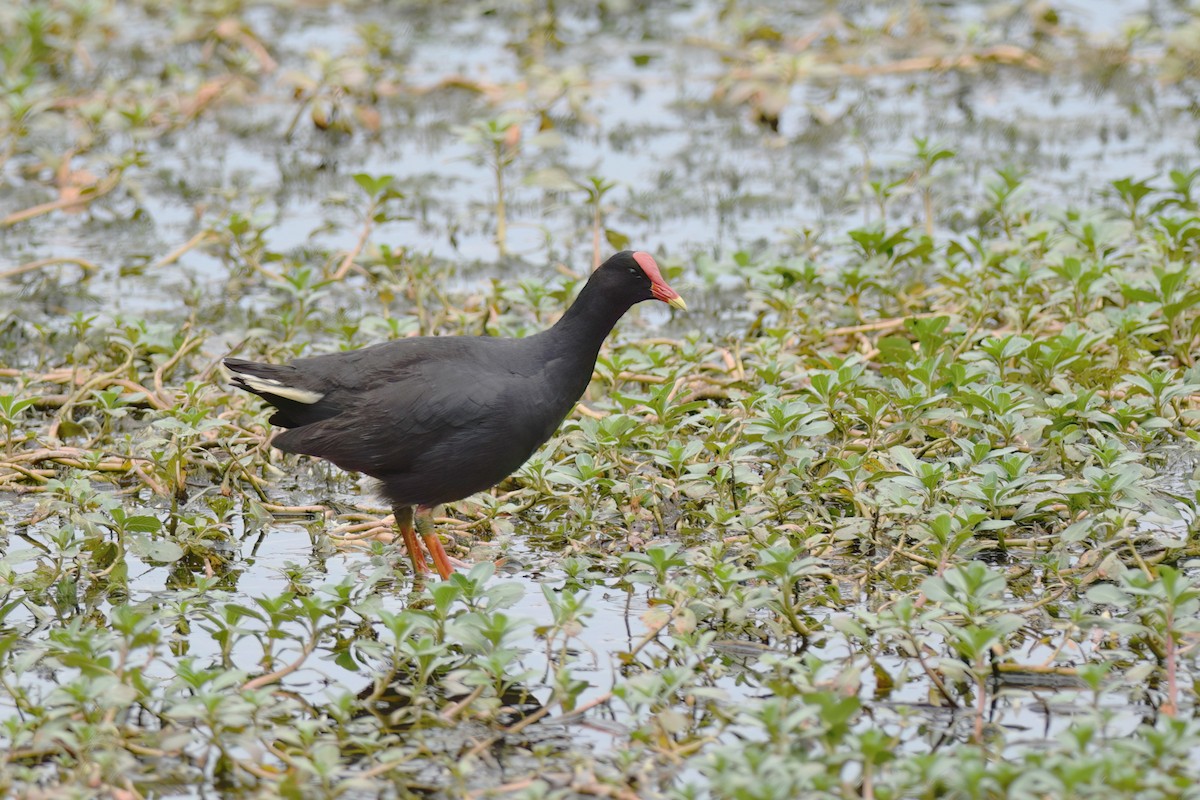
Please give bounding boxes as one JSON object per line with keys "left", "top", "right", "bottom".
{"left": 226, "top": 338, "right": 490, "bottom": 429}
{"left": 270, "top": 358, "right": 515, "bottom": 476}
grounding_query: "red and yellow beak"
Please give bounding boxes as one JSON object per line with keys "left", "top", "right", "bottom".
{"left": 653, "top": 284, "right": 687, "bottom": 310}
{"left": 634, "top": 251, "right": 687, "bottom": 311}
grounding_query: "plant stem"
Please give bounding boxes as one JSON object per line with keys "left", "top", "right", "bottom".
{"left": 495, "top": 154, "right": 507, "bottom": 257}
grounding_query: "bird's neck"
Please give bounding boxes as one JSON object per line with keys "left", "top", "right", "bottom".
{"left": 539, "top": 279, "right": 630, "bottom": 396}
{"left": 548, "top": 279, "right": 630, "bottom": 356}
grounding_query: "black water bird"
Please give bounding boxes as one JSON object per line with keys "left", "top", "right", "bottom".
{"left": 225, "top": 251, "right": 686, "bottom": 578}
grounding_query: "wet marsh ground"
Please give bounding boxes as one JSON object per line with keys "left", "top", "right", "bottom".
{"left": 4, "top": 0, "right": 1200, "bottom": 797}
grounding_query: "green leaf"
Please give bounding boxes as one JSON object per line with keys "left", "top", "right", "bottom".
{"left": 334, "top": 649, "right": 360, "bottom": 671}
{"left": 353, "top": 172, "right": 394, "bottom": 197}
{"left": 877, "top": 334, "right": 916, "bottom": 364}
{"left": 124, "top": 515, "right": 162, "bottom": 533}
{"left": 1086, "top": 584, "right": 1131, "bottom": 606}
{"left": 605, "top": 228, "right": 631, "bottom": 251}
{"left": 131, "top": 535, "right": 184, "bottom": 563}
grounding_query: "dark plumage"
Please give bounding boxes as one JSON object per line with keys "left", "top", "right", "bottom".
{"left": 225, "top": 250, "right": 685, "bottom": 579}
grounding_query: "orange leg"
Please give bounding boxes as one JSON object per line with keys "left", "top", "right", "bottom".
{"left": 416, "top": 505, "right": 455, "bottom": 580}
{"left": 394, "top": 506, "right": 429, "bottom": 575}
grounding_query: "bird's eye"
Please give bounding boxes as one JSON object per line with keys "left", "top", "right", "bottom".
{"left": 628, "top": 267, "right": 638, "bottom": 275}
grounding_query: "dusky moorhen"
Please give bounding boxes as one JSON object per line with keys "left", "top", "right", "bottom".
{"left": 225, "top": 250, "right": 685, "bottom": 579}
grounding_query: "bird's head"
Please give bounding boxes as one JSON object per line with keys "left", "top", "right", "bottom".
{"left": 599, "top": 250, "right": 687, "bottom": 311}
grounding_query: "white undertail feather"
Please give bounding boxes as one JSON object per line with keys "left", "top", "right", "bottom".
{"left": 237, "top": 373, "right": 325, "bottom": 404}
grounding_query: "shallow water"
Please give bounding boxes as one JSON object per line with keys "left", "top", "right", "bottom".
{"left": 8, "top": 1, "right": 1198, "bottom": 311}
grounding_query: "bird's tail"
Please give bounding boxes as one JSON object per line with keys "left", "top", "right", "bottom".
{"left": 223, "top": 357, "right": 338, "bottom": 428}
